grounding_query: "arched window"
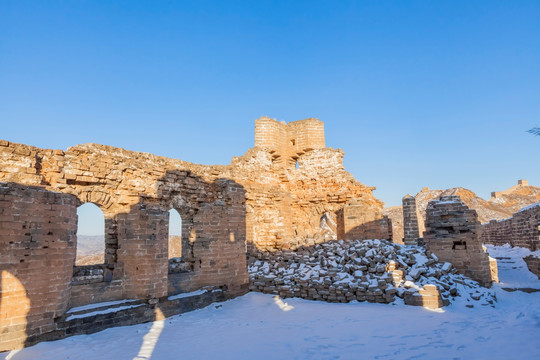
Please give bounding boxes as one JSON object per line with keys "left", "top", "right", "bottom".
{"left": 76, "top": 203, "right": 105, "bottom": 266}
{"left": 168, "top": 209, "right": 182, "bottom": 259}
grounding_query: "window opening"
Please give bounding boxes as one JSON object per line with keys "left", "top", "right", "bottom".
{"left": 76, "top": 203, "right": 105, "bottom": 265}
{"left": 168, "top": 209, "right": 182, "bottom": 259}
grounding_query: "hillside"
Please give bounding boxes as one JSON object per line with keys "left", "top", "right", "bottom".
{"left": 75, "top": 234, "right": 183, "bottom": 265}
{"left": 386, "top": 180, "right": 540, "bottom": 242}
{"left": 75, "top": 235, "right": 105, "bottom": 265}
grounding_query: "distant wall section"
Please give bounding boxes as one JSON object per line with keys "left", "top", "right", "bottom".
{"left": 481, "top": 204, "right": 540, "bottom": 251}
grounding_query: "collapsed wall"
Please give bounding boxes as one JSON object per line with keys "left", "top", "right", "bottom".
{"left": 230, "top": 117, "right": 391, "bottom": 251}
{"left": 248, "top": 239, "right": 496, "bottom": 309}
{"left": 423, "top": 196, "right": 496, "bottom": 287}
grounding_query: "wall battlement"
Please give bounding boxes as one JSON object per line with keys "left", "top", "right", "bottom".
{"left": 254, "top": 117, "right": 325, "bottom": 167}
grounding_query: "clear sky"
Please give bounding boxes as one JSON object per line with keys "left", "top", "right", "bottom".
{"left": 2, "top": 0, "right": 539, "bottom": 216}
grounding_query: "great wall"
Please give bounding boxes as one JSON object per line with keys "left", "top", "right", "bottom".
{"left": 1, "top": 118, "right": 539, "bottom": 352}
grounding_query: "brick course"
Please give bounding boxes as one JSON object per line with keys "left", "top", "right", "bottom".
{"left": 0, "top": 184, "right": 77, "bottom": 350}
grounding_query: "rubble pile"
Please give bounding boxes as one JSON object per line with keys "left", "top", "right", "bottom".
{"left": 248, "top": 239, "right": 496, "bottom": 307}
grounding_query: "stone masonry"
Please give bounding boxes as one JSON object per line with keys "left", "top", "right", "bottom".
{"left": 481, "top": 203, "right": 540, "bottom": 279}
{"left": 0, "top": 184, "right": 77, "bottom": 351}
{"left": 241, "top": 118, "right": 391, "bottom": 251}
{"left": 0, "top": 118, "right": 391, "bottom": 351}
{"left": 423, "top": 196, "right": 496, "bottom": 287}
{"left": 523, "top": 255, "right": 540, "bottom": 279}
{"left": 402, "top": 194, "right": 420, "bottom": 245}
{"left": 481, "top": 203, "right": 540, "bottom": 251}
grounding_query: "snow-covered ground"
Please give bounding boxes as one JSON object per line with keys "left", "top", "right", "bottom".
{"left": 2, "top": 245, "right": 540, "bottom": 360}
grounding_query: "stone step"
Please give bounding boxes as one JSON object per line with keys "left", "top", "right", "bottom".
{"left": 62, "top": 299, "right": 147, "bottom": 322}
{"left": 35, "top": 287, "right": 227, "bottom": 345}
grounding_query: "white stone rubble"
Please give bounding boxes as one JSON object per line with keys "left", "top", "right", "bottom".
{"left": 248, "top": 239, "right": 496, "bottom": 307}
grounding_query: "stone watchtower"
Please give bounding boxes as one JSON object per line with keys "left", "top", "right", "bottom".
{"left": 254, "top": 117, "right": 325, "bottom": 168}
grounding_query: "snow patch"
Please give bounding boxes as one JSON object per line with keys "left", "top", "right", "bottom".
{"left": 168, "top": 288, "right": 221, "bottom": 301}
{"left": 67, "top": 299, "right": 138, "bottom": 314}
{"left": 66, "top": 304, "right": 144, "bottom": 321}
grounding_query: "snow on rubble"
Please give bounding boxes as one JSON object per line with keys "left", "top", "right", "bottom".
{"left": 249, "top": 239, "right": 496, "bottom": 308}
{"left": 2, "top": 244, "right": 540, "bottom": 359}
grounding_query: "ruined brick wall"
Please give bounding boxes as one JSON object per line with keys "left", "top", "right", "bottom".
{"left": 481, "top": 204, "right": 540, "bottom": 251}
{"left": 383, "top": 206, "right": 404, "bottom": 245}
{"left": 287, "top": 118, "right": 326, "bottom": 152}
{"left": 387, "top": 182, "right": 540, "bottom": 244}
{"left": 0, "top": 184, "right": 77, "bottom": 351}
{"left": 0, "top": 117, "right": 389, "bottom": 350}
{"left": 337, "top": 198, "right": 392, "bottom": 241}
{"left": 236, "top": 118, "right": 390, "bottom": 251}
{"left": 0, "top": 139, "right": 251, "bottom": 350}
{"left": 168, "top": 182, "right": 248, "bottom": 296}
{"left": 402, "top": 195, "right": 420, "bottom": 245}
{"left": 524, "top": 255, "right": 540, "bottom": 279}
{"left": 0, "top": 117, "right": 388, "bottom": 254}
{"left": 481, "top": 219, "right": 513, "bottom": 247}
{"left": 424, "top": 196, "right": 494, "bottom": 287}
{"left": 290, "top": 148, "right": 391, "bottom": 247}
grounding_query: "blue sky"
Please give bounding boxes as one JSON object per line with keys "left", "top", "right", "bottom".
{"left": 2, "top": 1, "right": 539, "bottom": 221}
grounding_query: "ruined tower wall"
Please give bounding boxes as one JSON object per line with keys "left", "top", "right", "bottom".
{"left": 480, "top": 219, "right": 513, "bottom": 247}
{"left": 0, "top": 184, "right": 77, "bottom": 351}
{"left": 287, "top": 118, "right": 326, "bottom": 151}
{"left": 254, "top": 118, "right": 289, "bottom": 157}
{"left": 245, "top": 119, "right": 390, "bottom": 250}
{"left": 288, "top": 147, "right": 390, "bottom": 247}
{"left": 254, "top": 117, "right": 325, "bottom": 167}
{"left": 338, "top": 202, "right": 392, "bottom": 241}
{"left": 190, "top": 183, "right": 249, "bottom": 293}
{"left": 424, "top": 196, "right": 494, "bottom": 287}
